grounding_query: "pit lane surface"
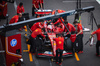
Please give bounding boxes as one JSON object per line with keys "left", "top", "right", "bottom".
{"left": 0, "top": 0, "right": 100, "bottom": 66}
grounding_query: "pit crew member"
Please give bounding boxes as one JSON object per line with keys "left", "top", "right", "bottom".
{"left": 73, "top": 20, "right": 83, "bottom": 54}
{"left": 31, "top": 22, "right": 44, "bottom": 32}
{"left": 53, "top": 34, "right": 64, "bottom": 65}
{"left": 39, "top": 0, "right": 43, "bottom": 9}
{"left": 91, "top": 25, "right": 100, "bottom": 56}
{"left": 9, "top": 13, "right": 22, "bottom": 24}
{"left": 54, "top": 18, "right": 65, "bottom": 32}
{"left": 28, "top": 28, "right": 45, "bottom": 53}
{"left": 32, "top": 0, "right": 42, "bottom": 16}
{"left": 54, "top": 22, "right": 64, "bottom": 34}
{"left": 64, "top": 21, "right": 76, "bottom": 34}
{"left": 17, "top": 2, "right": 25, "bottom": 14}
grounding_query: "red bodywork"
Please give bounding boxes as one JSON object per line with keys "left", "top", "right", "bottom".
{"left": 35, "top": 11, "right": 52, "bottom": 15}
{"left": 37, "top": 22, "right": 73, "bottom": 57}
{"left": 35, "top": 9, "right": 52, "bottom": 18}
{"left": 36, "top": 10, "right": 74, "bottom": 58}
{"left": 48, "top": 33, "right": 56, "bottom": 56}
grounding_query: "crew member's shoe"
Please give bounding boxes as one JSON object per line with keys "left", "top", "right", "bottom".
{"left": 96, "top": 54, "right": 100, "bottom": 57}
{"left": 28, "top": 51, "right": 31, "bottom": 53}
{"left": 32, "top": 53, "right": 36, "bottom": 55}
{"left": 81, "top": 51, "right": 83, "bottom": 53}
{"left": 56, "top": 62, "right": 58, "bottom": 64}
{"left": 59, "top": 63, "right": 62, "bottom": 65}
{"left": 78, "top": 51, "right": 83, "bottom": 54}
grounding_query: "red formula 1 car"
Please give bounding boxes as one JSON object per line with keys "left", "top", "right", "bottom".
{"left": 35, "top": 21, "right": 76, "bottom": 58}
{"left": 32, "top": 9, "right": 76, "bottom": 58}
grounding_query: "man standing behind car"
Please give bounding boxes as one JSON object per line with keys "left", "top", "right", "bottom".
{"left": 53, "top": 34, "right": 64, "bottom": 65}
{"left": 64, "top": 21, "right": 76, "bottom": 34}
{"left": 32, "top": 0, "right": 42, "bottom": 16}
{"left": 39, "top": 0, "right": 43, "bottom": 9}
{"left": 73, "top": 20, "right": 83, "bottom": 54}
{"left": 91, "top": 25, "right": 100, "bottom": 56}
{"left": 17, "top": 2, "right": 25, "bottom": 14}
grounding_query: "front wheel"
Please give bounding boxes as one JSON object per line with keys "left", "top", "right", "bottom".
{"left": 64, "top": 38, "right": 73, "bottom": 51}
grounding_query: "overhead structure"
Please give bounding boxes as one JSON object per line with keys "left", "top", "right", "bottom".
{"left": 0, "top": 6, "right": 95, "bottom": 32}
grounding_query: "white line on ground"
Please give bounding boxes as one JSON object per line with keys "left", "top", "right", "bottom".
{"left": 63, "top": 1, "right": 96, "bottom": 3}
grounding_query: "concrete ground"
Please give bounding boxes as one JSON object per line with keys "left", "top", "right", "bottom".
{"left": 0, "top": 0, "right": 100, "bottom": 66}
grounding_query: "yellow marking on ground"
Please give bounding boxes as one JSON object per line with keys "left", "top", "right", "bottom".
{"left": 27, "top": 44, "right": 30, "bottom": 51}
{"left": 75, "top": 52, "right": 80, "bottom": 61}
{"left": 23, "top": 45, "right": 30, "bottom": 52}
{"left": 23, "top": 44, "right": 33, "bottom": 62}
{"left": 29, "top": 53, "right": 33, "bottom": 62}
{"left": 23, "top": 50, "right": 29, "bottom": 52}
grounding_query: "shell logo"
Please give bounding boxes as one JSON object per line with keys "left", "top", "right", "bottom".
{"left": 35, "top": 29, "right": 38, "bottom": 32}
{"left": 59, "top": 41, "right": 61, "bottom": 44}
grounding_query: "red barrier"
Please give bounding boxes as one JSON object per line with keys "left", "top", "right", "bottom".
{"left": 0, "top": 34, "right": 22, "bottom": 66}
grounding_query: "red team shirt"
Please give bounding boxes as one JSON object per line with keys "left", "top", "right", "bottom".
{"left": 9, "top": 15, "right": 19, "bottom": 24}
{"left": 54, "top": 18, "right": 65, "bottom": 32}
{"left": 54, "top": 27, "right": 64, "bottom": 33}
{"left": 17, "top": 5, "right": 25, "bottom": 14}
{"left": 31, "top": 22, "right": 43, "bottom": 32}
{"left": 31, "top": 28, "right": 45, "bottom": 38}
{"left": 54, "top": 18, "right": 64, "bottom": 25}
{"left": 92, "top": 28, "right": 100, "bottom": 41}
{"left": 32, "top": 0, "right": 42, "bottom": 8}
{"left": 66, "top": 23, "right": 76, "bottom": 32}
{"left": 40, "top": 0, "right": 43, "bottom": 3}
{"left": 77, "top": 23, "right": 83, "bottom": 34}
{"left": 53, "top": 37, "right": 64, "bottom": 50}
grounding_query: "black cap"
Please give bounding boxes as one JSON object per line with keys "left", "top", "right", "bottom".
{"left": 73, "top": 20, "right": 78, "bottom": 24}
{"left": 19, "top": 2, "right": 23, "bottom": 6}
{"left": 97, "top": 24, "right": 100, "bottom": 28}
